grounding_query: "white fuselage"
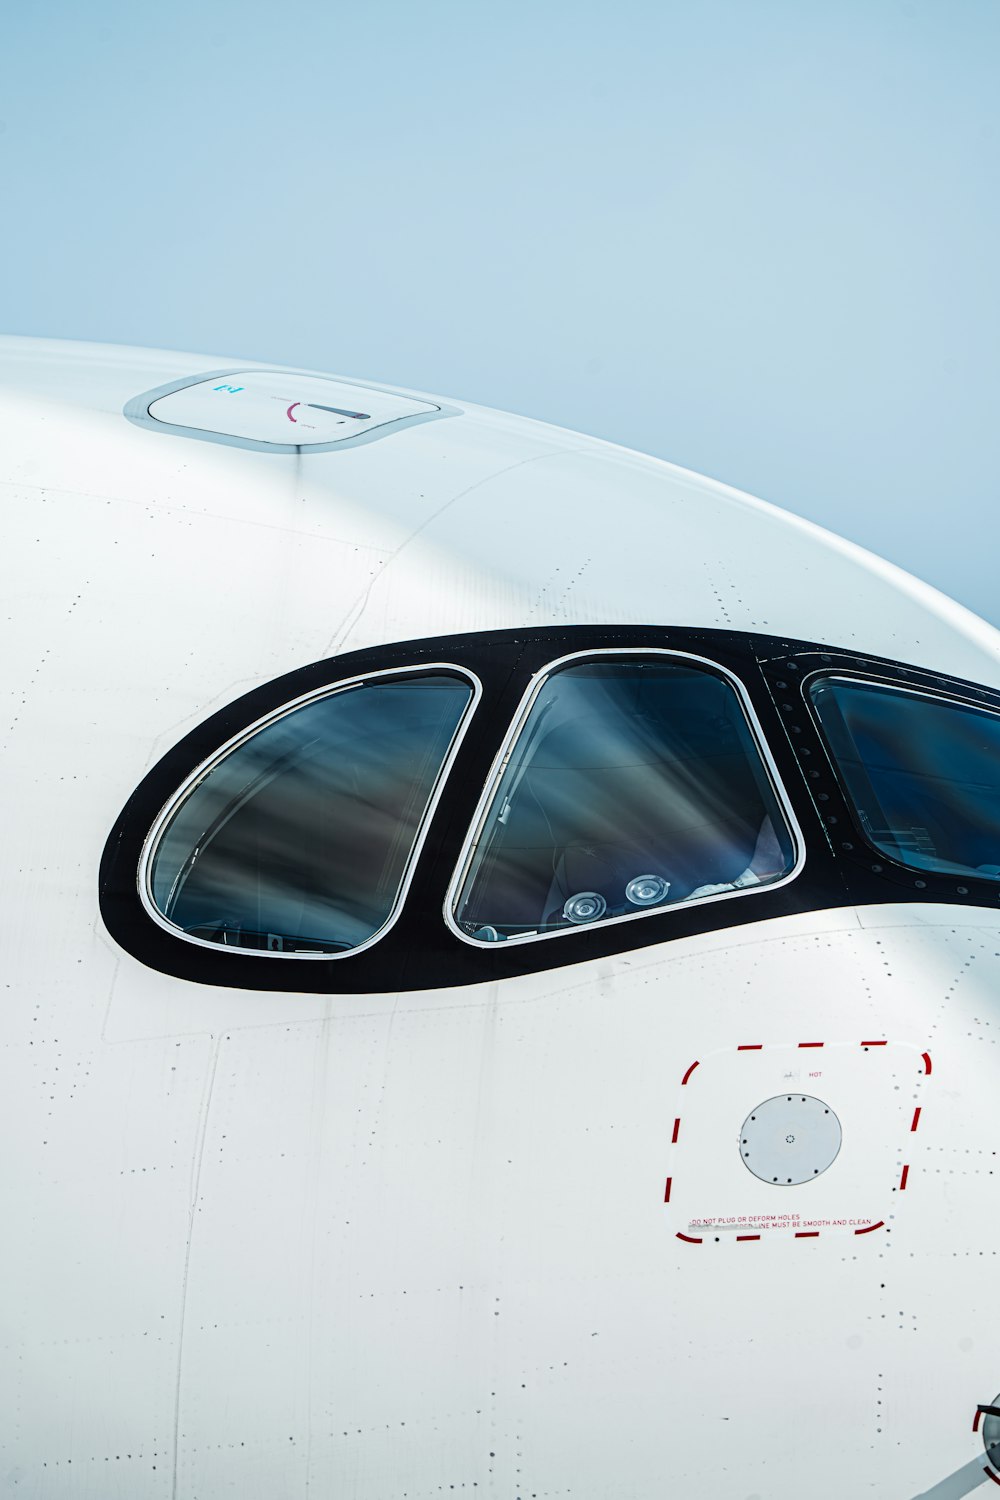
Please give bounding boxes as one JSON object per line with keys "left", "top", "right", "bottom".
{"left": 1, "top": 337, "right": 998, "bottom": 1499}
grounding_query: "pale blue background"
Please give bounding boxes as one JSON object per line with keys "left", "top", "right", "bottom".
{"left": 2, "top": 1, "right": 998, "bottom": 623}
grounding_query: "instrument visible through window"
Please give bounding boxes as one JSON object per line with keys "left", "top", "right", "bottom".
{"left": 451, "top": 655, "right": 797, "bottom": 944}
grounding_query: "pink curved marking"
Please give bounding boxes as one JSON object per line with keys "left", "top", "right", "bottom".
{"left": 286, "top": 402, "right": 300, "bottom": 423}
{"left": 680, "top": 1060, "right": 700, "bottom": 1086}
{"left": 922, "top": 1051, "right": 933, "bottom": 1075}
{"left": 976, "top": 1406, "right": 1000, "bottom": 1432}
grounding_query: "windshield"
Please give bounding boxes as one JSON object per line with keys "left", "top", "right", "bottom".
{"left": 451, "top": 656, "right": 797, "bottom": 943}
{"left": 146, "top": 672, "right": 473, "bottom": 954}
{"left": 809, "top": 676, "right": 1000, "bottom": 881}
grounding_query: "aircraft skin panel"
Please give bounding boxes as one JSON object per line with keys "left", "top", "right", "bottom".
{"left": 2, "top": 336, "right": 1000, "bottom": 1497}
{"left": 14, "top": 909, "right": 986, "bottom": 1497}
{"left": 0, "top": 1030, "right": 216, "bottom": 1493}
{"left": 3, "top": 423, "right": 999, "bottom": 738}
{"left": 1, "top": 336, "right": 998, "bottom": 689}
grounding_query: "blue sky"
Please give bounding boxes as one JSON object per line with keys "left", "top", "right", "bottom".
{"left": 3, "top": 0, "right": 998, "bottom": 623}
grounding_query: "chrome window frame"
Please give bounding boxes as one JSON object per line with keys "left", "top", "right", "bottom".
{"left": 444, "top": 647, "right": 805, "bottom": 949}
{"left": 138, "top": 663, "right": 482, "bottom": 961}
{"left": 803, "top": 668, "right": 1000, "bottom": 720}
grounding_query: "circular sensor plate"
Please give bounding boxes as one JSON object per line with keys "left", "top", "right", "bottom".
{"left": 740, "top": 1094, "right": 842, "bottom": 1185}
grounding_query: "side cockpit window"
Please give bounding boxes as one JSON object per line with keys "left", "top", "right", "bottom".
{"left": 141, "top": 669, "right": 475, "bottom": 956}
{"left": 809, "top": 676, "right": 1000, "bottom": 882}
{"left": 449, "top": 654, "right": 798, "bottom": 944}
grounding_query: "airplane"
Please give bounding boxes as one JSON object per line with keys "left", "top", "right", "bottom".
{"left": 2, "top": 334, "right": 999, "bottom": 1499}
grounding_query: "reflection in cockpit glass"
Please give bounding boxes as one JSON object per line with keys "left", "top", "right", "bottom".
{"left": 452, "top": 657, "right": 796, "bottom": 943}
{"left": 809, "top": 677, "right": 1000, "bottom": 882}
{"left": 146, "top": 672, "right": 473, "bottom": 954}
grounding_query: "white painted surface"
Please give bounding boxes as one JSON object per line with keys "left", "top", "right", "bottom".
{"left": 146, "top": 369, "right": 437, "bottom": 447}
{"left": 1, "top": 337, "right": 998, "bottom": 1498}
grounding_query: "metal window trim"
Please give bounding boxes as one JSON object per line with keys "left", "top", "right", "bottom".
{"left": 137, "top": 662, "right": 483, "bottom": 961}
{"left": 443, "top": 646, "right": 806, "bottom": 951}
{"left": 802, "top": 668, "right": 1000, "bottom": 721}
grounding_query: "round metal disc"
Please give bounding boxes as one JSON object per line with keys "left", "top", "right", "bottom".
{"left": 740, "top": 1094, "right": 842, "bottom": 1185}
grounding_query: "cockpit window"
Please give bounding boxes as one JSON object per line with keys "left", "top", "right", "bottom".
{"left": 809, "top": 676, "right": 1000, "bottom": 882}
{"left": 143, "top": 670, "right": 475, "bottom": 956}
{"left": 449, "top": 654, "right": 798, "bottom": 944}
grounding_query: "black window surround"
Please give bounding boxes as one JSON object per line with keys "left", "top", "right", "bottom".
{"left": 99, "top": 626, "right": 1000, "bottom": 994}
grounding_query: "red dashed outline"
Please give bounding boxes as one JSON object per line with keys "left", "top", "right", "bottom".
{"left": 973, "top": 1404, "right": 1000, "bottom": 1433}
{"left": 678, "top": 1041, "right": 928, "bottom": 1091}
{"left": 668, "top": 1040, "right": 929, "bottom": 1246}
{"left": 983, "top": 1465, "right": 1000, "bottom": 1488}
